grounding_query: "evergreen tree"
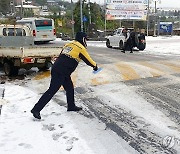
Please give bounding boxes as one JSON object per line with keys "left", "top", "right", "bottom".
{"left": 73, "top": 1, "right": 82, "bottom": 32}
{"left": 0, "top": 0, "right": 11, "bottom": 15}
{"left": 34, "top": 0, "right": 46, "bottom": 6}
{"left": 73, "top": 0, "right": 105, "bottom": 33}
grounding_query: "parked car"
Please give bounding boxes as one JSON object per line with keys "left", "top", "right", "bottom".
{"left": 106, "top": 28, "right": 146, "bottom": 51}
{"left": 106, "top": 28, "right": 125, "bottom": 49}
{"left": 0, "top": 24, "right": 32, "bottom": 36}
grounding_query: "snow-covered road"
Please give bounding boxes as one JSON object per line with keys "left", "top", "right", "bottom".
{"left": 0, "top": 36, "right": 180, "bottom": 154}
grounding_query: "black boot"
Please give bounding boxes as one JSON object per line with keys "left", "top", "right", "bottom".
{"left": 31, "top": 109, "right": 41, "bottom": 119}
{"left": 67, "top": 106, "right": 82, "bottom": 112}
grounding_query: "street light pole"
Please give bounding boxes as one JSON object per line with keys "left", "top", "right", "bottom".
{"left": 71, "top": 0, "right": 75, "bottom": 38}
{"left": 13, "top": 0, "right": 16, "bottom": 14}
{"left": 10, "top": 1, "right": 13, "bottom": 14}
{"left": 146, "top": 0, "right": 150, "bottom": 36}
{"left": 88, "top": 0, "right": 91, "bottom": 25}
{"left": 20, "top": 0, "right": 23, "bottom": 19}
{"left": 104, "top": 0, "right": 107, "bottom": 37}
{"left": 153, "top": 0, "right": 157, "bottom": 36}
{"left": 80, "top": 0, "right": 83, "bottom": 32}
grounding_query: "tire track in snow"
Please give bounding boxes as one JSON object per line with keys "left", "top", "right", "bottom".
{"left": 80, "top": 96, "right": 176, "bottom": 154}
{"left": 124, "top": 74, "right": 180, "bottom": 125}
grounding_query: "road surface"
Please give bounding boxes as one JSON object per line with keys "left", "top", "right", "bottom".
{"left": 0, "top": 40, "right": 180, "bottom": 154}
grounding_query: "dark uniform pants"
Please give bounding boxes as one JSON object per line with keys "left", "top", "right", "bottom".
{"left": 124, "top": 39, "right": 133, "bottom": 52}
{"left": 32, "top": 69, "right": 75, "bottom": 112}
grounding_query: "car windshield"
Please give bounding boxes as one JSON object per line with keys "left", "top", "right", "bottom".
{"left": 3, "top": 28, "right": 26, "bottom": 36}
{"left": 114, "top": 28, "right": 123, "bottom": 35}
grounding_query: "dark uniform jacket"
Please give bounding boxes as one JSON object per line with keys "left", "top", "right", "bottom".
{"left": 52, "top": 40, "right": 96, "bottom": 75}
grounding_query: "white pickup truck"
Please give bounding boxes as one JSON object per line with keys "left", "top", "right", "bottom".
{"left": 0, "top": 24, "right": 62, "bottom": 76}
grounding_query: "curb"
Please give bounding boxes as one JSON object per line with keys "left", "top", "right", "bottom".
{"left": 0, "top": 84, "right": 5, "bottom": 115}
{"left": 0, "top": 84, "right": 5, "bottom": 99}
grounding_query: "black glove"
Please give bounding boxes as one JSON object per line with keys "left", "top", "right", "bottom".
{"left": 93, "top": 65, "right": 98, "bottom": 71}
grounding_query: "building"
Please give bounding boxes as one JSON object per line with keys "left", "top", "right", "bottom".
{"left": 47, "top": 0, "right": 57, "bottom": 6}
{"left": 15, "top": 5, "right": 41, "bottom": 16}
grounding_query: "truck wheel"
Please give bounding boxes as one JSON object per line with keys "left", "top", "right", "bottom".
{"left": 39, "top": 61, "right": 52, "bottom": 71}
{"left": 45, "top": 61, "right": 52, "bottom": 70}
{"left": 106, "top": 40, "right": 112, "bottom": 48}
{"left": 3, "top": 62, "right": 19, "bottom": 76}
{"left": 119, "top": 41, "right": 124, "bottom": 50}
{"left": 12, "top": 67, "right": 19, "bottom": 76}
{"left": 4, "top": 62, "right": 12, "bottom": 76}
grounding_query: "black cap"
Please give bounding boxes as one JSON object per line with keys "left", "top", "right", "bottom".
{"left": 75, "top": 32, "right": 87, "bottom": 42}
{"left": 75, "top": 32, "right": 88, "bottom": 47}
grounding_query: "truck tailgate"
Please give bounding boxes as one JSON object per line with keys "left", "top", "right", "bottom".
{"left": 0, "top": 36, "right": 62, "bottom": 58}
{"left": 0, "top": 47, "right": 24, "bottom": 57}
{"left": 0, "top": 46, "right": 62, "bottom": 58}
{"left": 22, "top": 46, "right": 62, "bottom": 57}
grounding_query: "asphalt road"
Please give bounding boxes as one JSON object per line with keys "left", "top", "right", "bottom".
{"left": 88, "top": 46, "right": 180, "bottom": 124}
{"left": 88, "top": 45, "right": 180, "bottom": 62}
{"left": 86, "top": 46, "right": 180, "bottom": 153}
{"left": 0, "top": 42, "right": 180, "bottom": 153}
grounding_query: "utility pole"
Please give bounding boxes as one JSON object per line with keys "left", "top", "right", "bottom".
{"left": 13, "top": 0, "right": 16, "bottom": 14}
{"left": 104, "top": 0, "right": 107, "bottom": 37}
{"left": 10, "top": 1, "right": 13, "bottom": 14}
{"left": 80, "top": 0, "right": 83, "bottom": 32}
{"left": 153, "top": 0, "right": 158, "bottom": 37}
{"left": 71, "top": 0, "right": 75, "bottom": 38}
{"left": 88, "top": 0, "right": 91, "bottom": 24}
{"left": 179, "top": 14, "right": 180, "bottom": 29}
{"left": 146, "top": 0, "right": 150, "bottom": 36}
{"left": 133, "top": 20, "right": 135, "bottom": 29}
{"left": 119, "top": 20, "right": 122, "bottom": 27}
{"left": 20, "top": 0, "right": 23, "bottom": 19}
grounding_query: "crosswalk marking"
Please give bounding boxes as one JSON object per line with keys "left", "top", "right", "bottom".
{"left": 91, "top": 78, "right": 110, "bottom": 86}
{"left": 150, "top": 72, "right": 161, "bottom": 77}
{"left": 34, "top": 71, "right": 50, "bottom": 80}
{"left": 116, "top": 62, "right": 141, "bottom": 80}
{"left": 138, "top": 61, "right": 165, "bottom": 77}
{"left": 33, "top": 60, "right": 180, "bottom": 86}
{"left": 158, "top": 61, "right": 180, "bottom": 72}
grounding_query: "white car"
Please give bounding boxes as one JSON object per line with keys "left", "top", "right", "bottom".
{"left": 0, "top": 24, "right": 32, "bottom": 37}
{"left": 106, "top": 28, "right": 126, "bottom": 50}
{"left": 106, "top": 27, "right": 146, "bottom": 51}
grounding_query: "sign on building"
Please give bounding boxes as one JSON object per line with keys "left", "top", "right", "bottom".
{"left": 57, "top": 19, "right": 62, "bottom": 27}
{"left": 106, "top": 0, "right": 148, "bottom": 20}
{"left": 159, "top": 22, "right": 173, "bottom": 35}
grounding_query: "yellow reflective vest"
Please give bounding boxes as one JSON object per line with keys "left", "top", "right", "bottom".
{"left": 61, "top": 40, "right": 96, "bottom": 67}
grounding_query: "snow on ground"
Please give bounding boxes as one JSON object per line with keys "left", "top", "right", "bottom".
{"left": 0, "top": 36, "right": 180, "bottom": 154}
{"left": 86, "top": 35, "right": 180, "bottom": 56}
{"left": 142, "top": 36, "right": 180, "bottom": 55}
{"left": 0, "top": 84, "right": 138, "bottom": 154}
{"left": 92, "top": 83, "right": 180, "bottom": 139}
{"left": 56, "top": 35, "right": 180, "bottom": 56}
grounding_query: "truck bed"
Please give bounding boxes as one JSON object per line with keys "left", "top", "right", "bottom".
{"left": 0, "top": 46, "right": 62, "bottom": 58}
{"left": 0, "top": 36, "right": 62, "bottom": 58}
